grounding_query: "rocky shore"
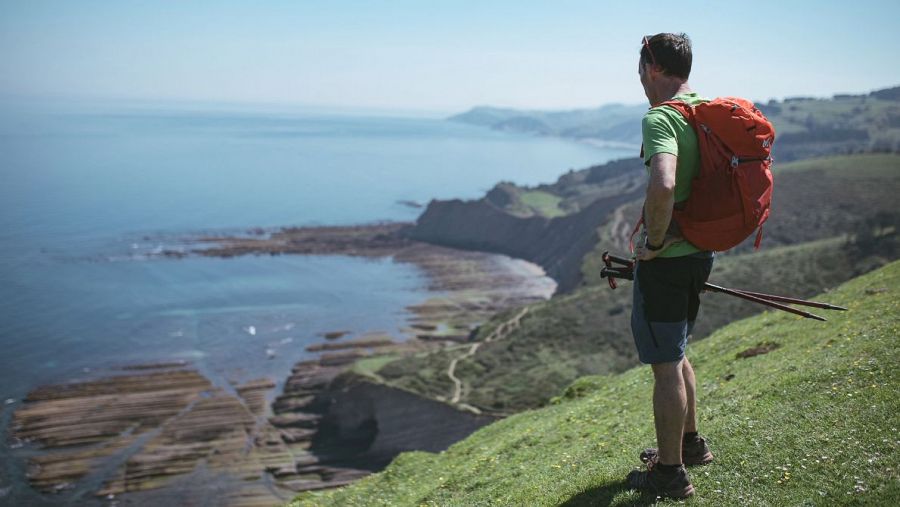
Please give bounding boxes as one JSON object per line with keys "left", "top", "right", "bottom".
{"left": 6, "top": 223, "right": 554, "bottom": 505}
{"left": 173, "top": 222, "right": 556, "bottom": 341}
{"left": 8, "top": 338, "right": 497, "bottom": 505}
{"left": 11, "top": 364, "right": 290, "bottom": 505}
{"left": 178, "top": 222, "right": 417, "bottom": 259}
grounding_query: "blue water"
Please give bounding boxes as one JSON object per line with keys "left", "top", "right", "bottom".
{"left": 0, "top": 99, "right": 632, "bottom": 404}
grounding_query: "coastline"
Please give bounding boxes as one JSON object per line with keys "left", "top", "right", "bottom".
{"left": 577, "top": 137, "right": 641, "bottom": 151}
{"left": 5, "top": 222, "right": 556, "bottom": 505}
{"left": 176, "top": 222, "right": 557, "bottom": 342}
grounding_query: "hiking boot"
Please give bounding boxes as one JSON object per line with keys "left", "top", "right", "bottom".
{"left": 640, "top": 434, "right": 714, "bottom": 467}
{"left": 626, "top": 464, "right": 694, "bottom": 499}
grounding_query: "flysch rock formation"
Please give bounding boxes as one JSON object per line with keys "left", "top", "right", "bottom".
{"left": 9, "top": 334, "right": 495, "bottom": 505}
{"left": 9, "top": 363, "right": 348, "bottom": 506}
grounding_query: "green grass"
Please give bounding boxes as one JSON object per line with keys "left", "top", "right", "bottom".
{"left": 500, "top": 189, "right": 567, "bottom": 218}
{"left": 517, "top": 190, "right": 565, "bottom": 218}
{"left": 350, "top": 355, "right": 402, "bottom": 382}
{"left": 291, "top": 261, "right": 900, "bottom": 506}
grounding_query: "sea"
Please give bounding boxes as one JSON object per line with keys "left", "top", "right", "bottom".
{"left": 0, "top": 97, "right": 632, "bottom": 499}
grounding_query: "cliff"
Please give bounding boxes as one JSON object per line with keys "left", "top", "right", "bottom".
{"left": 309, "top": 374, "right": 498, "bottom": 470}
{"left": 406, "top": 157, "right": 647, "bottom": 293}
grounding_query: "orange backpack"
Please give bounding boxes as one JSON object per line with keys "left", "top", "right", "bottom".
{"left": 656, "top": 97, "right": 775, "bottom": 252}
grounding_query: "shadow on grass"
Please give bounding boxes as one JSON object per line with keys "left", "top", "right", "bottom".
{"left": 560, "top": 481, "right": 664, "bottom": 507}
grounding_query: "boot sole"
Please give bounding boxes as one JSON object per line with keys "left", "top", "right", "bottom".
{"left": 670, "top": 484, "right": 695, "bottom": 498}
{"left": 690, "top": 450, "right": 714, "bottom": 466}
{"left": 636, "top": 483, "right": 695, "bottom": 500}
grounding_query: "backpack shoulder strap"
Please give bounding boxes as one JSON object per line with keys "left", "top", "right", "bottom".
{"left": 652, "top": 99, "right": 698, "bottom": 127}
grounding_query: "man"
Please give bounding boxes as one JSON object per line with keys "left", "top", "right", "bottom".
{"left": 626, "top": 32, "right": 715, "bottom": 499}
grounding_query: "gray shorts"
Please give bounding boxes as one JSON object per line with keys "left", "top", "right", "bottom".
{"left": 630, "top": 252, "right": 714, "bottom": 364}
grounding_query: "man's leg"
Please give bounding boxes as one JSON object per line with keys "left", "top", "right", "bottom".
{"left": 682, "top": 357, "right": 697, "bottom": 434}
{"left": 639, "top": 354, "right": 714, "bottom": 467}
{"left": 651, "top": 359, "right": 687, "bottom": 465}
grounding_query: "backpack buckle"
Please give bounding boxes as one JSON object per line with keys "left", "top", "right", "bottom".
{"left": 730, "top": 155, "right": 739, "bottom": 168}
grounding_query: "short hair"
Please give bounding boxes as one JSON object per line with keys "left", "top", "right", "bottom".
{"left": 640, "top": 33, "right": 692, "bottom": 80}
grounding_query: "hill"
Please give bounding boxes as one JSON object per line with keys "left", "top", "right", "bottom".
{"left": 448, "top": 103, "right": 647, "bottom": 145}
{"left": 449, "top": 85, "right": 900, "bottom": 162}
{"left": 410, "top": 149, "right": 900, "bottom": 294}
{"left": 380, "top": 154, "right": 900, "bottom": 412}
{"left": 290, "top": 260, "right": 900, "bottom": 506}
{"left": 408, "top": 157, "right": 647, "bottom": 292}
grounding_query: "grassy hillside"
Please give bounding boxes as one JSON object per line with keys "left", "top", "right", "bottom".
{"left": 761, "top": 92, "right": 900, "bottom": 160}
{"left": 291, "top": 261, "right": 900, "bottom": 506}
{"left": 583, "top": 153, "right": 900, "bottom": 281}
{"left": 480, "top": 158, "right": 646, "bottom": 220}
{"left": 374, "top": 232, "right": 897, "bottom": 412}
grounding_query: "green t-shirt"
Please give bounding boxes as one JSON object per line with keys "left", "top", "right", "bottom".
{"left": 641, "top": 92, "right": 706, "bottom": 257}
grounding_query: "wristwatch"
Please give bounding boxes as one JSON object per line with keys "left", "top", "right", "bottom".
{"left": 646, "top": 240, "right": 664, "bottom": 251}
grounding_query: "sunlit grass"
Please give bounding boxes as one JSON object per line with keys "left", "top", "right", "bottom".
{"left": 517, "top": 190, "right": 565, "bottom": 218}
{"left": 291, "top": 261, "right": 900, "bottom": 506}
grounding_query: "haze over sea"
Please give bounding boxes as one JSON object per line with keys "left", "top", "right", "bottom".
{"left": 0, "top": 99, "right": 632, "bottom": 403}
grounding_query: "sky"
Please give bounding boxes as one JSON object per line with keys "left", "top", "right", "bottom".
{"left": 1, "top": 0, "right": 899, "bottom": 114}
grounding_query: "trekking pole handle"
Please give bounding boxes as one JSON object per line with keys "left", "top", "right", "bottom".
{"left": 601, "top": 267, "right": 634, "bottom": 281}
{"left": 602, "top": 252, "right": 635, "bottom": 268}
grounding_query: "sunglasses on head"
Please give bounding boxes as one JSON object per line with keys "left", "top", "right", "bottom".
{"left": 642, "top": 35, "right": 657, "bottom": 66}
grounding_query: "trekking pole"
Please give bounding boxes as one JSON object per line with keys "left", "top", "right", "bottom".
{"left": 599, "top": 251, "right": 843, "bottom": 321}
{"left": 603, "top": 252, "right": 635, "bottom": 269}
{"left": 713, "top": 288, "right": 847, "bottom": 311}
{"left": 601, "top": 252, "right": 635, "bottom": 289}
{"left": 600, "top": 267, "right": 634, "bottom": 280}
{"left": 703, "top": 283, "right": 828, "bottom": 321}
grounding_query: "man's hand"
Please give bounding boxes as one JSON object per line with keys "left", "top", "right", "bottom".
{"left": 634, "top": 234, "right": 683, "bottom": 261}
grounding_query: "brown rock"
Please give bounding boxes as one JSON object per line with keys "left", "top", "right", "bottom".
{"left": 235, "top": 378, "right": 276, "bottom": 416}
{"left": 321, "top": 330, "right": 351, "bottom": 340}
{"left": 305, "top": 336, "right": 395, "bottom": 352}
{"left": 268, "top": 413, "right": 321, "bottom": 429}
{"left": 272, "top": 393, "right": 318, "bottom": 414}
{"left": 318, "top": 350, "right": 371, "bottom": 367}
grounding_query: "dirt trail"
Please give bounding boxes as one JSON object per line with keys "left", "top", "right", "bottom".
{"left": 446, "top": 307, "right": 529, "bottom": 406}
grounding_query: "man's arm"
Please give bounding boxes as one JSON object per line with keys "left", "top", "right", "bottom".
{"left": 645, "top": 152, "right": 677, "bottom": 246}
{"left": 636, "top": 152, "right": 679, "bottom": 260}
